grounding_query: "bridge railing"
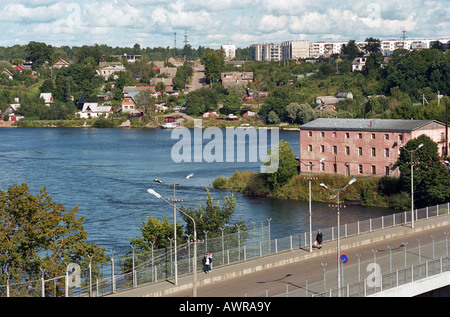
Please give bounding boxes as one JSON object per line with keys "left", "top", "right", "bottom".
{"left": 1, "top": 202, "right": 449, "bottom": 297}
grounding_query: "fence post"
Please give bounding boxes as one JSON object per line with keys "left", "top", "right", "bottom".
{"left": 244, "top": 246, "right": 247, "bottom": 261}
{"left": 290, "top": 235, "right": 293, "bottom": 250}
{"left": 275, "top": 239, "right": 278, "bottom": 254}
{"left": 357, "top": 221, "right": 360, "bottom": 235}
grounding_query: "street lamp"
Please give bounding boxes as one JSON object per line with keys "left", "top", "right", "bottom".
{"left": 147, "top": 188, "right": 198, "bottom": 297}
{"left": 319, "top": 177, "right": 356, "bottom": 296}
{"left": 301, "top": 157, "right": 325, "bottom": 253}
{"left": 400, "top": 143, "right": 423, "bottom": 229}
{"left": 153, "top": 173, "right": 193, "bottom": 286}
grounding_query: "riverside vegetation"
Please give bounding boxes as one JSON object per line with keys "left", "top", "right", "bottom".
{"left": 212, "top": 137, "right": 450, "bottom": 211}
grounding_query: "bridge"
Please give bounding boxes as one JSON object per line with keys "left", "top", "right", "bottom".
{"left": 108, "top": 203, "right": 450, "bottom": 297}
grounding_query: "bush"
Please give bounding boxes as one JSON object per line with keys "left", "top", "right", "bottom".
{"left": 212, "top": 176, "right": 228, "bottom": 189}
{"left": 92, "top": 118, "right": 114, "bottom": 128}
{"left": 243, "top": 173, "right": 270, "bottom": 197}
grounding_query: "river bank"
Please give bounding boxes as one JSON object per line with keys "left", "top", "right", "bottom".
{"left": 1, "top": 112, "right": 300, "bottom": 130}
{"left": 213, "top": 170, "right": 402, "bottom": 210}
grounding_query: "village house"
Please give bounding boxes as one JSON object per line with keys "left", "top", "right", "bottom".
{"left": 299, "top": 118, "right": 450, "bottom": 177}
{"left": 52, "top": 59, "right": 70, "bottom": 69}
{"left": 118, "top": 93, "right": 138, "bottom": 113}
{"left": 352, "top": 57, "right": 367, "bottom": 72}
{"left": 76, "top": 103, "right": 113, "bottom": 118}
{"left": 99, "top": 65, "right": 126, "bottom": 80}
{"left": 221, "top": 72, "right": 253, "bottom": 89}
{"left": 39, "top": 93, "right": 54, "bottom": 106}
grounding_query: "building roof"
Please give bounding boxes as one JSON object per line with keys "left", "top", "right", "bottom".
{"left": 299, "top": 118, "right": 443, "bottom": 132}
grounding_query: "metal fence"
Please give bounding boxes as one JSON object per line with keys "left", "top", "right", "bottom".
{"left": 1, "top": 202, "right": 449, "bottom": 297}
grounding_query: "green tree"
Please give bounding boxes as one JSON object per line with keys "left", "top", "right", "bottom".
{"left": 201, "top": 50, "right": 224, "bottom": 84}
{"left": 396, "top": 135, "right": 450, "bottom": 208}
{"left": 25, "top": 41, "right": 54, "bottom": 68}
{"left": 265, "top": 140, "right": 297, "bottom": 191}
{"left": 185, "top": 87, "right": 218, "bottom": 116}
{"left": 180, "top": 188, "right": 245, "bottom": 240}
{"left": 129, "top": 216, "right": 184, "bottom": 251}
{"left": 220, "top": 93, "right": 241, "bottom": 115}
{"left": 0, "top": 184, "right": 107, "bottom": 295}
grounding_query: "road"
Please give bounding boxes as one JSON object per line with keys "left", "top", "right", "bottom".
{"left": 170, "top": 224, "right": 450, "bottom": 297}
{"left": 186, "top": 65, "right": 205, "bottom": 93}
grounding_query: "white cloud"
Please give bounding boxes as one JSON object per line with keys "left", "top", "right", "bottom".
{"left": 0, "top": 0, "right": 447, "bottom": 48}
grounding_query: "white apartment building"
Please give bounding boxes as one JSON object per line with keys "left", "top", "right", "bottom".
{"left": 281, "top": 40, "right": 310, "bottom": 60}
{"left": 249, "top": 43, "right": 281, "bottom": 61}
{"left": 250, "top": 38, "right": 450, "bottom": 61}
{"left": 222, "top": 44, "right": 236, "bottom": 60}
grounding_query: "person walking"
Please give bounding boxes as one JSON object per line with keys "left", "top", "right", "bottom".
{"left": 203, "top": 252, "right": 212, "bottom": 273}
{"left": 315, "top": 230, "right": 323, "bottom": 249}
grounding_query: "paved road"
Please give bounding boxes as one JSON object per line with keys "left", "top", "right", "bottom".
{"left": 171, "top": 224, "right": 450, "bottom": 297}
{"left": 186, "top": 65, "right": 205, "bottom": 93}
{"left": 108, "top": 213, "right": 450, "bottom": 297}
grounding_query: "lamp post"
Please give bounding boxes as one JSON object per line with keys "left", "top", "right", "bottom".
{"left": 320, "top": 177, "right": 356, "bottom": 296}
{"left": 400, "top": 143, "right": 423, "bottom": 229}
{"left": 147, "top": 188, "right": 198, "bottom": 297}
{"left": 300, "top": 158, "right": 325, "bottom": 252}
{"left": 154, "top": 173, "right": 193, "bottom": 286}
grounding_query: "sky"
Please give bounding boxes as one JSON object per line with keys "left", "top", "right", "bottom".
{"left": 0, "top": 0, "right": 449, "bottom": 49}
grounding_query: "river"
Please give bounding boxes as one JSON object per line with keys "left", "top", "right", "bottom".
{"left": 0, "top": 127, "right": 393, "bottom": 255}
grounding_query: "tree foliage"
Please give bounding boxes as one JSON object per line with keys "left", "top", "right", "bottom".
{"left": 265, "top": 140, "right": 298, "bottom": 191}
{"left": 180, "top": 188, "right": 245, "bottom": 240}
{"left": 396, "top": 135, "right": 450, "bottom": 208}
{"left": 0, "top": 184, "right": 107, "bottom": 293}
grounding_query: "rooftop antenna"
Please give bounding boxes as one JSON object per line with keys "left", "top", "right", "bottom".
{"left": 174, "top": 32, "right": 177, "bottom": 49}
{"left": 401, "top": 27, "right": 407, "bottom": 41}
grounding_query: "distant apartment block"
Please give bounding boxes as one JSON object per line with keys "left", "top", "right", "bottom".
{"left": 250, "top": 38, "right": 450, "bottom": 61}
{"left": 281, "top": 40, "right": 310, "bottom": 60}
{"left": 249, "top": 43, "right": 281, "bottom": 61}
{"left": 222, "top": 44, "right": 236, "bottom": 60}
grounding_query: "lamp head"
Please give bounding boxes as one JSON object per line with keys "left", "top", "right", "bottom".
{"left": 319, "top": 157, "right": 325, "bottom": 163}
{"left": 154, "top": 178, "right": 162, "bottom": 184}
{"left": 186, "top": 173, "right": 194, "bottom": 180}
{"left": 147, "top": 189, "right": 161, "bottom": 199}
{"left": 319, "top": 183, "right": 328, "bottom": 189}
{"left": 348, "top": 178, "right": 357, "bottom": 185}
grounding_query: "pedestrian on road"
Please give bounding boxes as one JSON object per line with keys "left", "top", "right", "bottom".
{"left": 315, "top": 230, "right": 323, "bottom": 249}
{"left": 203, "top": 252, "right": 212, "bottom": 273}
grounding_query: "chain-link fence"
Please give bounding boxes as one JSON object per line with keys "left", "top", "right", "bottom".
{"left": 1, "top": 202, "right": 449, "bottom": 297}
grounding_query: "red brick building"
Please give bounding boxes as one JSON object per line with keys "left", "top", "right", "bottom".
{"left": 299, "top": 118, "right": 449, "bottom": 177}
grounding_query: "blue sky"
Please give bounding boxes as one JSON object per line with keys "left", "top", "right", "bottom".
{"left": 0, "top": 0, "right": 449, "bottom": 48}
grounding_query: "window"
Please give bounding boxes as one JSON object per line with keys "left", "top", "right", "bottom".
{"left": 385, "top": 166, "right": 390, "bottom": 176}
{"left": 320, "top": 162, "right": 325, "bottom": 172}
{"left": 332, "top": 132, "right": 337, "bottom": 138}
{"left": 371, "top": 133, "right": 376, "bottom": 139}
{"left": 371, "top": 166, "right": 376, "bottom": 175}
{"left": 308, "top": 144, "right": 313, "bottom": 151}
{"left": 345, "top": 133, "right": 349, "bottom": 138}
{"left": 320, "top": 145, "right": 325, "bottom": 153}
{"left": 359, "top": 165, "right": 363, "bottom": 174}
{"left": 385, "top": 134, "right": 389, "bottom": 140}
{"left": 345, "top": 165, "right": 350, "bottom": 177}
{"left": 371, "top": 147, "right": 376, "bottom": 157}
{"left": 358, "top": 133, "right": 362, "bottom": 139}
{"left": 385, "top": 148, "right": 389, "bottom": 158}
{"left": 308, "top": 131, "right": 312, "bottom": 137}
{"left": 333, "top": 164, "right": 337, "bottom": 173}
{"left": 398, "top": 135, "right": 403, "bottom": 141}
{"left": 308, "top": 162, "right": 313, "bottom": 172}
{"left": 345, "top": 146, "right": 350, "bottom": 155}
{"left": 321, "top": 132, "right": 325, "bottom": 137}
{"left": 333, "top": 146, "right": 337, "bottom": 155}
{"left": 358, "top": 147, "right": 363, "bottom": 156}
